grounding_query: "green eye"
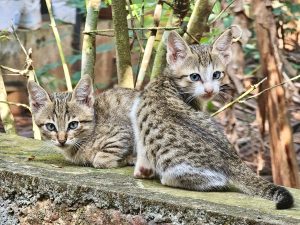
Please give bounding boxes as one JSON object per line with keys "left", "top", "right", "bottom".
{"left": 213, "top": 71, "right": 222, "bottom": 80}
{"left": 68, "top": 121, "right": 79, "bottom": 130}
{"left": 46, "top": 123, "right": 56, "bottom": 131}
{"left": 190, "top": 73, "right": 201, "bottom": 82}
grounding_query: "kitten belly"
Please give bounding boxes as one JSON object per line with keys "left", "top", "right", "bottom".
{"left": 159, "top": 163, "right": 228, "bottom": 191}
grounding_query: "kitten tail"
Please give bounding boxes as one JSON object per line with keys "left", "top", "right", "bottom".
{"left": 231, "top": 166, "right": 294, "bottom": 209}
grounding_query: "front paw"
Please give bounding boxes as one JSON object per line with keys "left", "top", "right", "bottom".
{"left": 134, "top": 166, "right": 155, "bottom": 179}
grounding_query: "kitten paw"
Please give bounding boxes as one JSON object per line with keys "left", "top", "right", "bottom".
{"left": 134, "top": 166, "right": 154, "bottom": 179}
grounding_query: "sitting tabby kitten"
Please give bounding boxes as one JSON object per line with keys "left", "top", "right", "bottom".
{"left": 130, "top": 30, "right": 294, "bottom": 209}
{"left": 28, "top": 75, "right": 138, "bottom": 168}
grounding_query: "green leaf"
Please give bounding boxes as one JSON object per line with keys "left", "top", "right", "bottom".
{"left": 212, "top": 1, "right": 221, "bottom": 14}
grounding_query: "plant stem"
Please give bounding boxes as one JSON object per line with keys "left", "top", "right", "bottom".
{"left": 81, "top": 0, "right": 102, "bottom": 80}
{"left": 45, "top": 0, "right": 72, "bottom": 91}
{"left": 0, "top": 69, "right": 16, "bottom": 134}
{"left": 135, "top": 0, "right": 163, "bottom": 90}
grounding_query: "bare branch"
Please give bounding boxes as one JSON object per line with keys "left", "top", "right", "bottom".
{"left": 211, "top": 77, "right": 267, "bottom": 117}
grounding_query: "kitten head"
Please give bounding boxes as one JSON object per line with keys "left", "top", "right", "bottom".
{"left": 166, "top": 30, "right": 232, "bottom": 102}
{"left": 27, "top": 75, "right": 95, "bottom": 149}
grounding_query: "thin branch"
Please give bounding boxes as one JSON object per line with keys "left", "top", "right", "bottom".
{"left": 0, "top": 101, "right": 31, "bottom": 111}
{"left": 211, "top": 77, "right": 267, "bottom": 117}
{"left": 126, "top": 0, "right": 144, "bottom": 52}
{"left": 9, "top": 26, "right": 40, "bottom": 139}
{"left": 243, "top": 73, "right": 300, "bottom": 101}
{"left": 209, "top": 0, "right": 236, "bottom": 25}
{"left": 4, "top": 26, "right": 39, "bottom": 85}
{"left": 83, "top": 27, "right": 179, "bottom": 35}
{"left": 184, "top": 30, "right": 200, "bottom": 44}
{"left": 45, "top": 0, "right": 72, "bottom": 91}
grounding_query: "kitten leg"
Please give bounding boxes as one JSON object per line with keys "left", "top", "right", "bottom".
{"left": 160, "top": 163, "right": 229, "bottom": 191}
{"left": 134, "top": 146, "right": 155, "bottom": 179}
{"left": 92, "top": 152, "right": 127, "bottom": 168}
{"left": 130, "top": 97, "right": 155, "bottom": 178}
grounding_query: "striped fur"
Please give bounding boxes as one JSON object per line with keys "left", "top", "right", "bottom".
{"left": 131, "top": 31, "right": 294, "bottom": 209}
{"left": 28, "top": 75, "right": 138, "bottom": 168}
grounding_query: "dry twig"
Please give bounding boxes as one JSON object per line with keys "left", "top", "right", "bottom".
{"left": 211, "top": 77, "right": 267, "bottom": 117}
{"left": 0, "top": 25, "right": 41, "bottom": 139}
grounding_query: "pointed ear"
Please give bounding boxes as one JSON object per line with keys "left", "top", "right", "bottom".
{"left": 212, "top": 29, "right": 233, "bottom": 65}
{"left": 27, "top": 81, "right": 51, "bottom": 113}
{"left": 72, "top": 75, "right": 94, "bottom": 107}
{"left": 166, "top": 31, "right": 192, "bottom": 67}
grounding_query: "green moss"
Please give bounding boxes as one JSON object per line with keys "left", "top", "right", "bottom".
{"left": 1, "top": 133, "right": 300, "bottom": 224}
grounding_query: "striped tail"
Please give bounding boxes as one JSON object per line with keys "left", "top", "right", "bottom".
{"left": 230, "top": 166, "right": 294, "bottom": 209}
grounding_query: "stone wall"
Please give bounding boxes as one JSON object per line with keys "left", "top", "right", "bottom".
{"left": 0, "top": 134, "right": 299, "bottom": 225}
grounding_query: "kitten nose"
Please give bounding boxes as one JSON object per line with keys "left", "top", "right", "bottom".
{"left": 57, "top": 132, "right": 67, "bottom": 146}
{"left": 58, "top": 139, "right": 66, "bottom": 146}
{"left": 204, "top": 88, "right": 213, "bottom": 95}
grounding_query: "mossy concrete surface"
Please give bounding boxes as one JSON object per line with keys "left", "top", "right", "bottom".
{"left": 0, "top": 133, "right": 300, "bottom": 225}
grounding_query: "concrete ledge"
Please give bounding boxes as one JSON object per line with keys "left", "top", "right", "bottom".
{"left": 0, "top": 133, "right": 299, "bottom": 225}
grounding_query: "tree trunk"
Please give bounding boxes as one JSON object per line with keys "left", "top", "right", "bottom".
{"left": 150, "top": 0, "right": 190, "bottom": 79}
{"left": 183, "top": 0, "right": 215, "bottom": 44}
{"left": 111, "top": 0, "right": 134, "bottom": 88}
{"left": 81, "top": 0, "right": 102, "bottom": 80}
{"left": 253, "top": 0, "right": 300, "bottom": 188}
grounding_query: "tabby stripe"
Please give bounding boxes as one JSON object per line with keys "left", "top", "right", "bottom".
{"left": 79, "top": 120, "right": 93, "bottom": 123}
{"left": 174, "top": 75, "right": 189, "bottom": 80}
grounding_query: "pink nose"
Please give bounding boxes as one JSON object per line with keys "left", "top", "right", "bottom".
{"left": 205, "top": 89, "right": 213, "bottom": 95}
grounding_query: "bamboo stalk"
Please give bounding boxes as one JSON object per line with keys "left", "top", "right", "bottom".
{"left": 45, "top": 0, "right": 72, "bottom": 91}
{"left": 135, "top": 1, "right": 164, "bottom": 90}
{"left": 183, "top": 0, "right": 215, "bottom": 44}
{"left": 150, "top": 0, "right": 190, "bottom": 79}
{"left": 111, "top": 0, "right": 135, "bottom": 88}
{"left": 150, "top": 14, "right": 173, "bottom": 79}
{"left": 81, "top": 0, "right": 102, "bottom": 80}
{"left": 0, "top": 69, "right": 16, "bottom": 134}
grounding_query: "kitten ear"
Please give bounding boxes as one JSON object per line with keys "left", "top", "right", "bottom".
{"left": 167, "top": 31, "right": 192, "bottom": 67}
{"left": 72, "top": 74, "right": 94, "bottom": 107}
{"left": 27, "top": 81, "right": 51, "bottom": 113}
{"left": 212, "top": 29, "right": 233, "bottom": 65}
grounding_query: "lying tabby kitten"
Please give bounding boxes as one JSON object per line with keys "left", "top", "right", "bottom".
{"left": 130, "top": 30, "right": 294, "bottom": 209}
{"left": 28, "top": 75, "right": 138, "bottom": 168}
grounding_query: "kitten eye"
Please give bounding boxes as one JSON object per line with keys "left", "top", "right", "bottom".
{"left": 213, "top": 71, "right": 222, "bottom": 80}
{"left": 45, "top": 123, "right": 56, "bottom": 132}
{"left": 68, "top": 121, "right": 79, "bottom": 130}
{"left": 189, "top": 73, "right": 201, "bottom": 82}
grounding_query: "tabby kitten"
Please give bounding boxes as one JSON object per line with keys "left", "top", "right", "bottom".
{"left": 130, "top": 30, "right": 294, "bottom": 209}
{"left": 28, "top": 75, "right": 138, "bottom": 168}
